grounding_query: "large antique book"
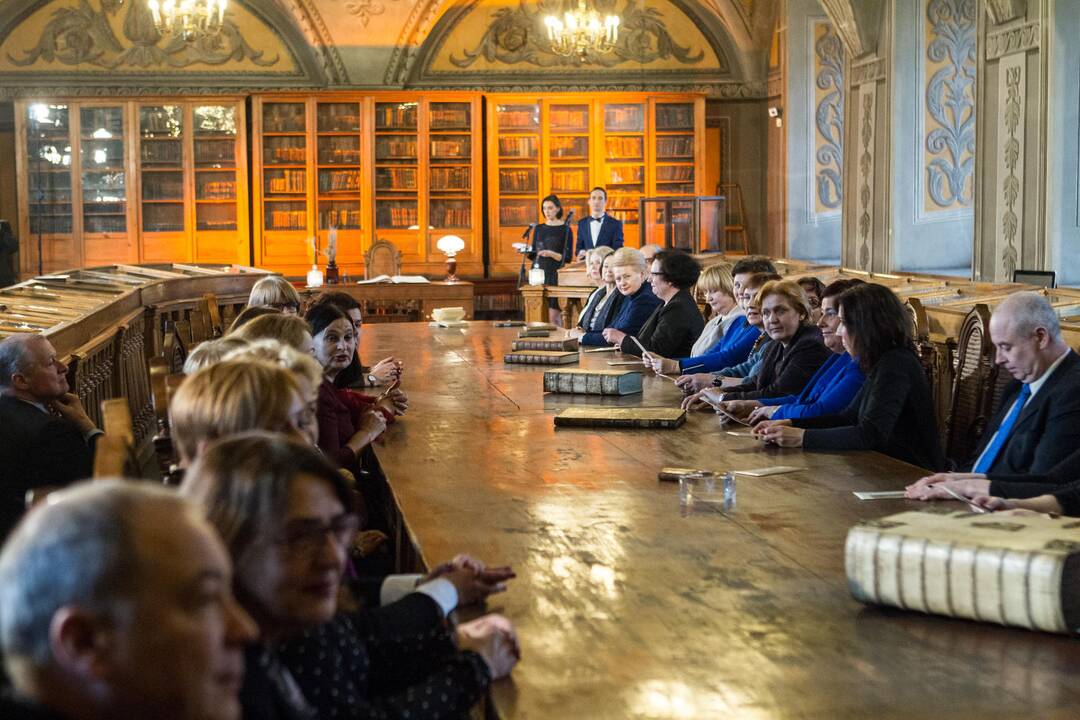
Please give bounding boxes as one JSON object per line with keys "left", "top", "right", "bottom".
{"left": 554, "top": 407, "right": 685, "bottom": 428}
{"left": 543, "top": 369, "right": 642, "bottom": 395}
{"left": 518, "top": 329, "right": 552, "bottom": 338}
{"left": 513, "top": 337, "right": 580, "bottom": 352}
{"left": 504, "top": 350, "right": 579, "bottom": 366}
{"left": 845, "top": 509, "right": 1080, "bottom": 634}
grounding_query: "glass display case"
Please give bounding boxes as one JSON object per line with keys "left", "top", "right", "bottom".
{"left": 80, "top": 106, "right": 127, "bottom": 235}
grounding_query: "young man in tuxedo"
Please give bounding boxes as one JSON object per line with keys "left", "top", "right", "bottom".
{"left": 575, "top": 187, "right": 624, "bottom": 258}
{"left": 0, "top": 335, "right": 102, "bottom": 538}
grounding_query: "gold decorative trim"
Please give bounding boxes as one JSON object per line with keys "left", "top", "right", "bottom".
{"left": 985, "top": 20, "right": 1039, "bottom": 60}
{"left": 281, "top": 0, "right": 348, "bottom": 83}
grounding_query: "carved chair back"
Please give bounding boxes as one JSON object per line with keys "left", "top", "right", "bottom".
{"left": 364, "top": 238, "right": 402, "bottom": 280}
{"left": 944, "top": 304, "right": 999, "bottom": 466}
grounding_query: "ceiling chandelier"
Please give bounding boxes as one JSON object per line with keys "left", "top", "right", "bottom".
{"left": 148, "top": 0, "right": 228, "bottom": 40}
{"left": 544, "top": 0, "right": 620, "bottom": 57}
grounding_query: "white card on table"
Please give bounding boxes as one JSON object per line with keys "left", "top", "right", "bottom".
{"left": 853, "top": 491, "right": 908, "bottom": 500}
{"left": 736, "top": 466, "right": 803, "bottom": 477}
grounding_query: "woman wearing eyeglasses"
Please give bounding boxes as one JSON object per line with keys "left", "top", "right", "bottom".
{"left": 181, "top": 433, "right": 520, "bottom": 720}
{"left": 618, "top": 249, "right": 705, "bottom": 359}
{"left": 248, "top": 275, "right": 303, "bottom": 315}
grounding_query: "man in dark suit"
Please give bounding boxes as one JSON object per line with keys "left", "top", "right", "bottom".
{"left": 0, "top": 334, "right": 101, "bottom": 537}
{"left": 575, "top": 187, "right": 624, "bottom": 258}
{"left": 907, "top": 292, "right": 1080, "bottom": 501}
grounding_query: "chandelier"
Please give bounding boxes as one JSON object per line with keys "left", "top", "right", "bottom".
{"left": 544, "top": 0, "right": 620, "bottom": 57}
{"left": 148, "top": 0, "right": 227, "bottom": 40}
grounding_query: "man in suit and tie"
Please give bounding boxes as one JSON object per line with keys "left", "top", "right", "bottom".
{"left": 0, "top": 334, "right": 102, "bottom": 537}
{"left": 575, "top": 187, "right": 624, "bottom": 259}
{"left": 907, "top": 291, "right": 1080, "bottom": 501}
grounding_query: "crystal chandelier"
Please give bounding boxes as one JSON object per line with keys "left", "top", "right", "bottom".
{"left": 148, "top": 0, "right": 227, "bottom": 40}
{"left": 544, "top": 0, "right": 620, "bottom": 57}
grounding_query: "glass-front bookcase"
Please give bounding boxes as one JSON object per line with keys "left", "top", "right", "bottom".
{"left": 486, "top": 93, "right": 704, "bottom": 276}
{"left": 16, "top": 98, "right": 247, "bottom": 275}
{"left": 253, "top": 93, "right": 482, "bottom": 277}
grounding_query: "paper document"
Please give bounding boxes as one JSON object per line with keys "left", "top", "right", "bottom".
{"left": 736, "top": 466, "right": 803, "bottom": 477}
{"left": 853, "top": 491, "right": 908, "bottom": 500}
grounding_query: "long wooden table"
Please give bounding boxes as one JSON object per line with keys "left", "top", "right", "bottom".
{"left": 371, "top": 322, "right": 1080, "bottom": 719}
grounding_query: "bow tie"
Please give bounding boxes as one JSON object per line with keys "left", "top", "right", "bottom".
{"left": 590, "top": 216, "right": 603, "bottom": 223}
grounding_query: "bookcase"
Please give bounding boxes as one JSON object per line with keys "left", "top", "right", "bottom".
{"left": 15, "top": 98, "right": 248, "bottom": 275}
{"left": 486, "top": 93, "right": 704, "bottom": 275}
{"left": 253, "top": 93, "right": 482, "bottom": 277}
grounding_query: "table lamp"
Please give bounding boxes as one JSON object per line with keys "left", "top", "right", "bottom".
{"left": 436, "top": 234, "right": 465, "bottom": 282}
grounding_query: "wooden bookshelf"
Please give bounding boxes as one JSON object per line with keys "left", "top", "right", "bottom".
{"left": 253, "top": 92, "right": 482, "bottom": 277}
{"left": 15, "top": 98, "right": 247, "bottom": 275}
{"left": 486, "top": 93, "right": 704, "bottom": 275}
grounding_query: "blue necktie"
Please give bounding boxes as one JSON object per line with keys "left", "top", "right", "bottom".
{"left": 973, "top": 383, "right": 1032, "bottom": 473}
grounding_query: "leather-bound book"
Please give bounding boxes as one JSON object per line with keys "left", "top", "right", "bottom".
{"left": 543, "top": 369, "right": 642, "bottom": 395}
{"left": 553, "top": 407, "right": 685, "bottom": 428}
{"left": 504, "top": 350, "right": 579, "bottom": 365}
{"left": 845, "top": 509, "right": 1080, "bottom": 634}
{"left": 512, "top": 338, "right": 580, "bottom": 352}
{"left": 518, "top": 329, "right": 552, "bottom": 338}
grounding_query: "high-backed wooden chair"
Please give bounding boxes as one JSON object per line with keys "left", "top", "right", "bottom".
{"left": 364, "top": 238, "right": 402, "bottom": 279}
{"left": 65, "top": 327, "right": 125, "bottom": 432}
{"left": 92, "top": 398, "right": 138, "bottom": 478}
{"left": 944, "top": 304, "right": 1001, "bottom": 467}
{"left": 200, "top": 292, "right": 225, "bottom": 339}
{"left": 904, "top": 296, "right": 952, "bottom": 435}
{"left": 149, "top": 357, "right": 186, "bottom": 485}
{"left": 162, "top": 323, "right": 188, "bottom": 374}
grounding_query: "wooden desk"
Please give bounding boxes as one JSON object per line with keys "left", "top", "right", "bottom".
{"left": 371, "top": 322, "right": 1080, "bottom": 719}
{"left": 301, "top": 281, "right": 474, "bottom": 322}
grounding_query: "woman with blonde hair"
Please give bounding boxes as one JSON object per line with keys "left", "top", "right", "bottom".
{"left": 247, "top": 275, "right": 302, "bottom": 314}
{"left": 229, "top": 312, "right": 313, "bottom": 354}
{"left": 168, "top": 360, "right": 309, "bottom": 466}
{"left": 579, "top": 246, "right": 661, "bottom": 347}
{"left": 572, "top": 246, "right": 621, "bottom": 336}
{"left": 225, "top": 339, "right": 322, "bottom": 446}
{"left": 181, "top": 336, "right": 249, "bottom": 375}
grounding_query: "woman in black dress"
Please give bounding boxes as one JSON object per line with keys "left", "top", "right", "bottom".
{"left": 528, "top": 194, "right": 574, "bottom": 326}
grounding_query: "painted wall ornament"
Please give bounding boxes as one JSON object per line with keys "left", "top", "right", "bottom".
{"left": 450, "top": 0, "right": 704, "bottom": 68}
{"left": 8, "top": 0, "right": 277, "bottom": 69}
{"left": 924, "top": 0, "right": 976, "bottom": 209}
{"left": 813, "top": 23, "right": 843, "bottom": 211}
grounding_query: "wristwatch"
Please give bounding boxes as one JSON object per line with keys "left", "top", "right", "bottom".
{"left": 367, "top": 373, "right": 377, "bottom": 386}
{"left": 711, "top": 375, "right": 724, "bottom": 387}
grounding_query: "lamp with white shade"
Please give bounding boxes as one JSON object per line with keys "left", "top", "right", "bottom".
{"left": 436, "top": 234, "right": 465, "bottom": 282}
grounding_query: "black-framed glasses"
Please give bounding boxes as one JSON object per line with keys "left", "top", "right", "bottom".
{"left": 276, "top": 513, "right": 359, "bottom": 555}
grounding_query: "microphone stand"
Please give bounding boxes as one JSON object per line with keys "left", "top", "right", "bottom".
{"left": 516, "top": 223, "right": 535, "bottom": 290}
{"left": 34, "top": 136, "right": 45, "bottom": 276}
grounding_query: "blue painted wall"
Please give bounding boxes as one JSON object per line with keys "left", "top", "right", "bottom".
{"left": 1047, "top": 0, "right": 1080, "bottom": 287}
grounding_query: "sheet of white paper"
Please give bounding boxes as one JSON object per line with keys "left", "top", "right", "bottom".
{"left": 736, "top": 466, "right": 803, "bottom": 477}
{"left": 853, "top": 491, "right": 908, "bottom": 500}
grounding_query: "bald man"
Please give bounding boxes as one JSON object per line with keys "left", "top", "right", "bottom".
{"left": 908, "top": 291, "right": 1080, "bottom": 502}
{"left": 0, "top": 335, "right": 101, "bottom": 537}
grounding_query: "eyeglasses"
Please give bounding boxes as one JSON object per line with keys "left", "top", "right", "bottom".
{"left": 276, "top": 513, "right": 359, "bottom": 555}
{"left": 268, "top": 302, "right": 300, "bottom": 313}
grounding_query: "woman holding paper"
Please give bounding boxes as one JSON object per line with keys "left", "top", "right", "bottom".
{"left": 754, "top": 282, "right": 948, "bottom": 471}
{"left": 579, "top": 247, "right": 661, "bottom": 347}
{"left": 527, "top": 194, "right": 575, "bottom": 327}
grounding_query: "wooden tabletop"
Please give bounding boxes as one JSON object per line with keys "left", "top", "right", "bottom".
{"left": 369, "top": 322, "right": 1080, "bottom": 719}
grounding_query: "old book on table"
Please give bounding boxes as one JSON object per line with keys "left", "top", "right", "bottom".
{"left": 845, "top": 509, "right": 1080, "bottom": 634}
{"left": 554, "top": 407, "right": 685, "bottom": 428}
{"left": 518, "top": 329, "right": 551, "bottom": 338}
{"left": 543, "top": 369, "right": 642, "bottom": 395}
{"left": 513, "top": 337, "right": 579, "bottom": 352}
{"left": 504, "top": 350, "right": 579, "bottom": 366}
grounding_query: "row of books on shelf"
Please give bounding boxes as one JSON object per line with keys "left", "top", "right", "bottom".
{"left": 375, "top": 105, "right": 418, "bottom": 130}
{"left": 609, "top": 166, "right": 644, "bottom": 184}
{"left": 550, "top": 170, "right": 589, "bottom": 192}
{"left": 430, "top": 107, "right": 470, "bottom": 129}
{"left": 198, "top": 180, "right": 236, "bottom": 199}
{"left": 430, "top": 139, "right": 469, "bottom": 158}
{"left": 430, "top": 167, "right": 470, "bottom": 191}
{"left": 376, "top": 167, "right": 417, "bottom": 190}
{"left": 142, "top": 142, "right": 182, "bottom": 164}
{"left": 141, "top": 112, "right": 181, "bottom": 135}
{"left": 603, "top": 106, "right": 645, "bottom": 131}
{"left": 550, "top": 136, "right": 588, "bottom": 158}
{"left": 143, "top": 178, "right": 183, "bottom": 200}
{"left": 81, "top": 110, "right": 124, "bottom": 135}
{"left": 267, "top": 170, "right": 306, "bottom": 194}
{"left": 30, "top": 218, "right": 73, "bottom": 234}
{"left": 499, "top": 204, "right": 534, "bottom": 226}
{"left": 499, "top": 169, "right": 538, "bottom": 193}
{"left": 318, "top": 147, "right": 361, "bottom": 164}
{"left": 498, "top": 109, "right": 539, "bottom": 129}
{"left": 432, "top": 206, "right": 471, "bottom": 227}
{"left": 195, "top": 142, "right": 235, "bottom": 165}
{"left": 607, "top": 209, "right": 638, "bottom": 224}
{"left": 499, "top": 136, "right": 538, "bottom": 159}
{"left": 377, "top": 206, "right": 419, "bottom": 227}
{"left": 376, "top": 139, "right": 418, "bottom": 159}
{"left": 549, "top": 108, "right": 588, "bottom": 131}
{"left": 655, "top": 105, "right": 694, "bottom": 130}
{"left": 605, "top": 136, "right": 644, "bottom": 159}
{"left": 319, "top": 209, "right": 362, "bottom": 229}
{"left": 319, "top": 171, "right": 361, "bottom": 192}
{"left": 84, "top": 217, "right": 127, "bottom": 233}
{"left": 263, "top": 105, "right": 305, "bottom": 133}
{"left": 657, "top": 165, "right": 694, "bottom": 181}
{"left": 268, "top": 146, "right": 306, "bottom": 163}
{"left": 656, "top": 136, "right": 694, "bottom": 158}
{"left": 317, "top": 107, "right": 361, "bottom": 132}
{"left": 267, "top": 210, "right": 307, "bottom": 230}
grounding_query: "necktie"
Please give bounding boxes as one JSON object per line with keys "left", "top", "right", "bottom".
{"left": 973, "top": 383, "right": 1032, "bottom": 473}
{"left": 590, "top": 216, "right": 603, "bottom": 223}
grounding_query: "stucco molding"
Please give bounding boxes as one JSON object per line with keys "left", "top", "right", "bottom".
{"left": 849, "top": 56, "right": 884, "bottom": 85}
{"left": 985, "top": 20, "right": 1040, "bottom": 61}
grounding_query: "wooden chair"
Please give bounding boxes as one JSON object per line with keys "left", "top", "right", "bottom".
{"left": 149, "top": 358, "right": 186, "bottom": 484}
{"left": 200, "top": 292, "right": 225, "bottom": 339}
{"left": 944, "top": 304, "right": 1001, "bottom": 467}
{"left": 364, "top": 238, "right": 402, "bottom": 280}
{"left": 162, "top": 322, "right": 188, "bottom": 374}
{"left": 92, "top": 398, "right": 138, "bottom": 478}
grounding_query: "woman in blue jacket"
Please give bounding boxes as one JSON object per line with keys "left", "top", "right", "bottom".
{"left": 580, "top": 247, "right": 661, "bottom": 347}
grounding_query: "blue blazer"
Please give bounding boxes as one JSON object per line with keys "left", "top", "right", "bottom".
{"left": 760, "top": 352, "right": 865, "bottom": 420}
{"left": 581, "top": 283, "right": 661, "bottom": 347}
{"left": 575, "top": 214, "right": 624, "bottom": 256}
{"left": 677, "top": 316, "right": 761, "bottom": 373}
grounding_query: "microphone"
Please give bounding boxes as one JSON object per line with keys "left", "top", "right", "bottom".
{"left": 520, "top": 222, "right": 537, "bottom": 239}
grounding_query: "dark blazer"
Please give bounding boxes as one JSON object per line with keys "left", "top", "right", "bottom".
{"left": 578, "top": 285, "right": 625, "bottom": 332}
{"left": 619, "top": 288, "right": 704, "bottom": 359}
{"left": 0, "top": 221, "right": 17, "bottom": 288}
{"left": 0, "top": 395, "right": 96, "bottom": 538}
{"left": 722, "top": 324, "right": 831, "bottom": 401}
{"left": 0, "top": 693, "right": 66, "bottom": 720}
{"left": 240, "top": 644, "right": 315, "bottom": 720}
{"left": 575, "top": 213, "right": 624, "bottom": 256}
{"left": 278, "top": 596, "right": 491, "bottom": 720}
{"left": 963, "top": 350, "right": 1080, "bottom": 475}
{"left": 795, "top": 347, "right": 948, "bottom": 471}
{"left": 580, "top": 282, "right": 661, "bottom": 347}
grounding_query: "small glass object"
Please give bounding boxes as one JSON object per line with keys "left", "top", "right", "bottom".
{"left": 679, "top": 471, "right": 735, "bottom": 516}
